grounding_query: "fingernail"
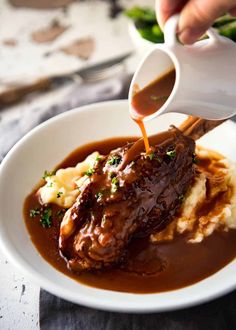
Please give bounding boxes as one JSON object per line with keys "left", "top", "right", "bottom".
{"left": 178, "top": 28, "right": 203, "bottom": 45}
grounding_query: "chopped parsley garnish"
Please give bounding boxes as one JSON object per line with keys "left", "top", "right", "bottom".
{"left": 42, "top": 170, "right": 55, "bottom": 180}
{"left": 96, "top": 155, "right": 101, "bottom": 161}
{"left": 111, "top": 177, "right": 119, "bottom": 193}
{"left": 146, "top": 151, "right": 155, "bottom": 160}
{"left": 178, "top": 194, "right": 185, "bottom": 202}
{"left": 40, "top": 207, "right": 52, "bottom": 228}
{"left": 47, "top": 182, "right": 53, "bottom": 188}
{"left": 57, "top": 191, "right": 63, "bottom": 198}
{"left": 192, "top": 153, "right": 199, "bottom": 164}
{"left": 95, "top": 191, "right": 103, "bottom": 201}
{"left": 146, "top": 152, "right": 162, "bottom": 162}
{"left": 29, "top": 208, "right": 40, "bottom": 218}
{"left": 150, "top": 95, "right": 168, "bottom": 102}
{"left": 166, "top": 149, "right": 176, "bottom": 159}
{"left": 84, "top": 168, "right": 95, "bottom": 177}
{"left": 107, "top": 155, "right": 121, "bottom": 166}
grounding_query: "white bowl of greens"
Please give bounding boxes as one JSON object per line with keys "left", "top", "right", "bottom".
{"left": 125, "top": 6, "right": 236, "bottom": 52}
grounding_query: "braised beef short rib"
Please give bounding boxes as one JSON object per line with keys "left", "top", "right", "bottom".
{"left": 59, "top": 126, "right": 196, "bottom": 272}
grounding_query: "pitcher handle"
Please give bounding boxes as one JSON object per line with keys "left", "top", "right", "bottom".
{"left": 164, "top": 14, "right": 180, "bottom": 47}
{"left": 164, "top": 14, "right": 223, "bottom": 47}
{"left": 206, "top": 28, "right": 223, "bottom": 42}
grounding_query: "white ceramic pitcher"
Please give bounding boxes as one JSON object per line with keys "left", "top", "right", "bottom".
{"left": 129, "top": 14, "right": 236, "bottom": 121}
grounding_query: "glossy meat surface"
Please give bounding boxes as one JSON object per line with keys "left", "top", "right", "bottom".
{"left": 59, "top": 128, "right": 195, "bottom": 272}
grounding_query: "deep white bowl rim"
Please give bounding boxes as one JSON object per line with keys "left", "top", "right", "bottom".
{"left": 0, "top": 100, "right": 236, "bottom": 313}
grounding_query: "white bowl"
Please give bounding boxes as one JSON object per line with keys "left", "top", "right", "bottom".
{"left": 1, "top": 100, "right": 236, "bottom": 313}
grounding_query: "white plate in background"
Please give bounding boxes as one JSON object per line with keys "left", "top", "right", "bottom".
{"left": 0, "top": 0, "right": 134, "bottom": 90}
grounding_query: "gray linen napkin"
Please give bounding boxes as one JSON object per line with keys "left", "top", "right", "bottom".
{"left": 40, "top": 289, "right": 236, "bottom": 330}
{"left": 0, "top": 72, "right": 131, "bottom": 162}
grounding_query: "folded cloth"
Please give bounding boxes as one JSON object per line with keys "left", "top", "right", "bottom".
{"left": 0, "top": 72, "right": 131, "bottom": 162}
{"left": 40, "top": 289, "right": 236, "bottom": 330}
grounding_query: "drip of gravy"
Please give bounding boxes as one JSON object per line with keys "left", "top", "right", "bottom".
{"left": 24, "top": 137, "right": 236, "bottom": 294}
{"left": 131, "top": 68, "right": 176, "bottom": 154}
{"left": 120, "top": 130, "right": 175, "bottom": 169}
{"left": 135, "top": 120, "right": 150, "bottom": 153}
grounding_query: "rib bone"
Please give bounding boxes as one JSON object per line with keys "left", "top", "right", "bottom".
{"left": 179, "top": 116, "right": 226, "bottom": 140}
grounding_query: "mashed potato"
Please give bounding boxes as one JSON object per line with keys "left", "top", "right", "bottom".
{"left": 151, "top": 147, "right": 236, "bottom": 244}
{"left": 39, "top": 145, "right": 236, "bottom": 244}
{"left": 38, "top": 152, "right": 100, "bottom": 208}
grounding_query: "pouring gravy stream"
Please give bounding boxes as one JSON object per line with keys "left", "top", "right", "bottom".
{"left": 131, "top": 68, "right": 176, "bottom": 153}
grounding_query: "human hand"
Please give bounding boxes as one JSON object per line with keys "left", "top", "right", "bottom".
{"left": 156, "top": 0, "right": 236, "bottom": 44}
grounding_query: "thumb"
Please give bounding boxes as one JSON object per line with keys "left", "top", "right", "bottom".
{"left": 156, "top": 0, "right": 184, "bottom": 29}
{"left": 178, "top": 0, "right": 233, "bottom": 44}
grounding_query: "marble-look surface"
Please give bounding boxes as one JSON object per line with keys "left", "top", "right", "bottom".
{"left": 0, "top": 257, "right": 39, "bottom": 330}
{"left": 0, "top": 1, "right": 154, "bottom": 329}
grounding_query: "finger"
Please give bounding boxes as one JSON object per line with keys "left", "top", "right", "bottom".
{"left": 178, "top": 0, "right": 234, "bottom": 44}
{"left": 156, "top": 0, "right": 184, "bottom": 29}
{"left": 229, "top": 6, "right": 236, "bottom": 17}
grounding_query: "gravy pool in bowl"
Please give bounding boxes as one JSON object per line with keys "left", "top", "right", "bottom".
{"left": 24, "top": 134, "right": 236, "bottom": 294}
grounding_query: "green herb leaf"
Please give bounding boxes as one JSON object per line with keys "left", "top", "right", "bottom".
{"left": 47, "top": 182, "right": 53, "bottom": 188}
{"left": 192, "top": 153, "right": 199, "bottom": 164}
{"left": 96, "top": 155, "right": 101, "bottom": 161}
{"left": 42, "top": 170, "right": 55, "bottom": 180}
{"left": 111, "top": 177, "right": 119, "bottom": 193}
{"left": 178, "top": 194, "right": 185, "bottom": 202}
{"left": 40, "top": 207, "right": 52, "bottom": 228}
{"left": 107, "top": 155, "right": 121, "bottom": 166}
{"left": 57, "top": 191, "right": 63, "bottom": 198}
{"left": 150, "top": 95, "right": 168, "bottom": 102}
{"left": 146, "top": 151, "right": 155, "bottom": 160}
{"left": 95, "top": 191, "right": 103, "bottom": 201}
{"left": 84, "top": 168, "right": 95, "bottom": 177}
{"left": 124, "top": 6, "right": 156, "bottom": 23}
{"left": 166, "top": 150, "right": 176, "bottom": 159}
{"left": 30, "top": 208, "right": 40, "bottom": 218}
{"left": 146, "top": 152, "right": 162, "bottom": 162}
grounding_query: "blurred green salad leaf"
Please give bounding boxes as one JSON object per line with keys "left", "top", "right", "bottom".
{"left": 124, "top": 6, "right": 156, "bottom": 22}
{"left": 125, "top": 6, "right": 236, "bottom": 43}
{"left": 217, "top": 21, "right": 236, "bottom": 41}
{"left": 124, "top": 6, "right": 164, "bottom": 43}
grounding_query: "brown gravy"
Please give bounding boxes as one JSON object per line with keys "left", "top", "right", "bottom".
{"left": 24, "top": 137, "right": 236, "bottom": 294}
{"left": 131, "top": 68, "right": 176, "bottom": 153}
{"left": 132, "top": 68, "right": 176, "bottom": 119}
